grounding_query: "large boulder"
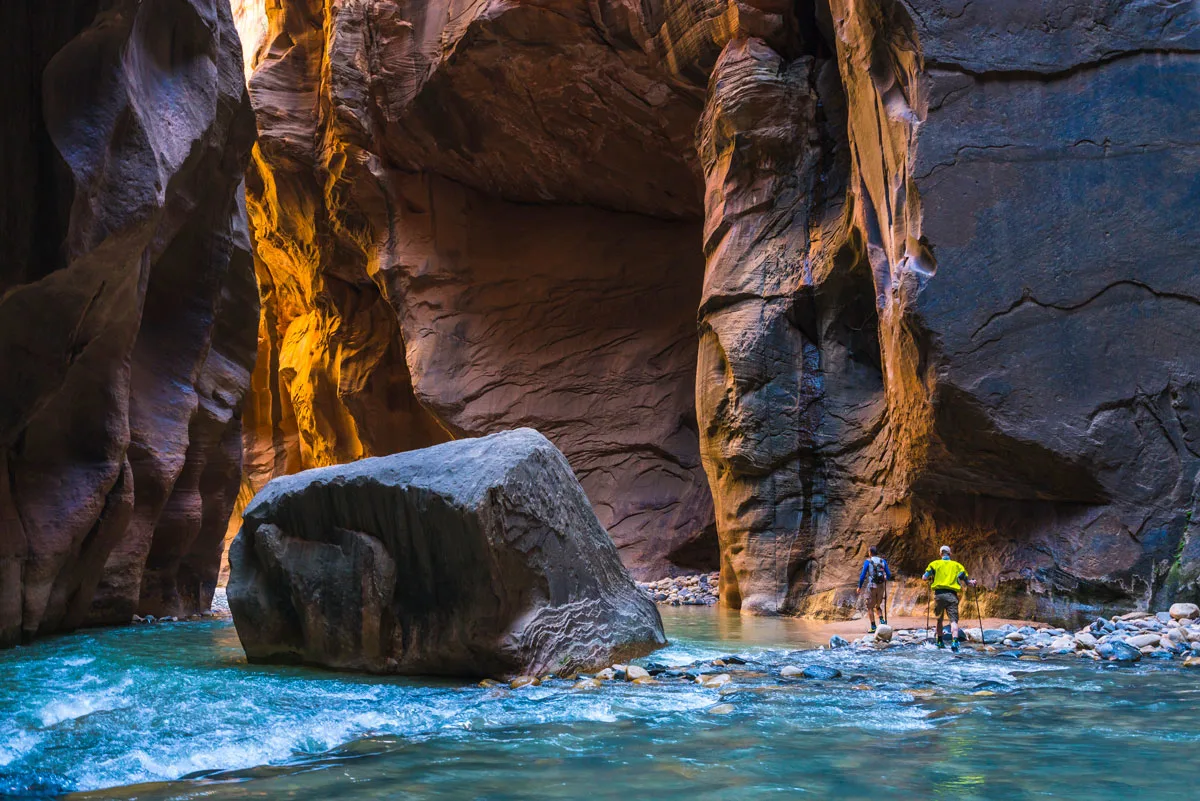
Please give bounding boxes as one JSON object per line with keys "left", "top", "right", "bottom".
{"left": 228, "top": 428, "right": 666, "bottom": 677}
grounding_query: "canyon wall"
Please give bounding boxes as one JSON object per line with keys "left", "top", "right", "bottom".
{"left": 241, "top": 0, "right": 1200, "bottom": 617}
{"left": 805, "top": 0, "right": 1200, "bottom": 619}
{"left": 235, "top": 0, "right": 741, "bottom": 576}
{"left": 0, "top": 0, "right": 256, "bottom": 645}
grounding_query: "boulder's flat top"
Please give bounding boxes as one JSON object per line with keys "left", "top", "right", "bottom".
{"left": 246, "top": 427, "right": 554, "bottom": 516}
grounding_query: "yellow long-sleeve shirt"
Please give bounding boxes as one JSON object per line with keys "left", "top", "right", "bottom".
{"left": 925, "top": 559, "right": 968, "bottom": 591}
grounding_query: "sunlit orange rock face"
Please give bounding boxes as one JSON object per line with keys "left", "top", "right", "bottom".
{"left": 0, "top": 0, "right": 256, "bottom": 645}
{"left": 242, "top": 0, "right": 1200, "bottom": 616}
{"left": 234, "top": 0, "right": 795, "bottom": 576}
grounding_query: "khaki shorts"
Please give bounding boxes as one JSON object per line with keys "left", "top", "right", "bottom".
{"left": 933, "top": 590, "right": 959, "bottom": 623}
{"left": 868, "top": 585, "right": 885, "bottom": 607}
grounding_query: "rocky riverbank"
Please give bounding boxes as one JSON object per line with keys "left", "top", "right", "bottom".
{"left": 126, "top": 589, "right": 230, "bottom": 626}
{"left": 638, "top": 573, "right": 719, "bottom": 606}
{"left": 490, "top": 602, "right": 1200, "bottom": 689}
{"left": 842, "top": 603, "right": 1200, "bottom": 666}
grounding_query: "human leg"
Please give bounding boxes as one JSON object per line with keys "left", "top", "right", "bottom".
{"left": 933, "top": 590, "right": 957, "bottom": 647}
{"left": 946, "top": 593, "right": 961, "bottom": 650}
{"left": 868, "top": 585, "right": 884, "bottom": 630}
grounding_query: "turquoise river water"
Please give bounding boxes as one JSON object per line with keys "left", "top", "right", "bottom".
{"left": 1, "top": 607, "right": 1197, "bottom": 800}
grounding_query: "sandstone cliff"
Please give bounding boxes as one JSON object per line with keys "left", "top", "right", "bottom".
{"left": 0, "top": 0, "right": 257, "bottom": 645}
{"left": 239, "top": 0, "right": 1199, "bottom": 617}
{"left": 802, "top": 0, "right": 1200, "bottom": 619}
{"left": 234, "top": 0, "right": 728, "bottom": 577}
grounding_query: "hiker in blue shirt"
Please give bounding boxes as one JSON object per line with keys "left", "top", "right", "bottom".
{"left": 856, "top": 546, "right": 892, "bottom": 633}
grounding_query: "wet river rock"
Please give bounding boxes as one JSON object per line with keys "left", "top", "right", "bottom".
{"left": 228, "top": 429, "right": 666, "bottom": 677}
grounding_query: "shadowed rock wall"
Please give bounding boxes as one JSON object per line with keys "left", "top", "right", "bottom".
{"left": 0, "top": 0, "right": 257, "bottom": 645}
{"left": 803, "top": 0, "right": 1200, "bottom": 620}
{"left": 239, "top": 0, "right": 1200, "bottom": 618}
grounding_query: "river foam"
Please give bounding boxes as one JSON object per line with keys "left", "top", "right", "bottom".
{"left": 2, "top": 610, "right": 1198, "bottom": 799}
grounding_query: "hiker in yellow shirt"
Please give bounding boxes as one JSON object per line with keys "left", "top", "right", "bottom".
{"left": 923, "top": 545, "right": 977, "bottom": 652}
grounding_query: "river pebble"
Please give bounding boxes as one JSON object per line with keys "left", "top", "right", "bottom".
{"left": 1170, "top": 602, "right": 1200, "bottom": 620}
{"left": 509, "top": 676, "right": 540, "bottom": 689}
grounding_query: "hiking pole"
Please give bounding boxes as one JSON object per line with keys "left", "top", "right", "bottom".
{"left": 925, "top": 588, "right": 931, "bottom": 645}
{"left": 883, "top": 579, "right": 889, "bottom": 626}
{"left": 974, "top": 583, "right": 985, "bottom": 647}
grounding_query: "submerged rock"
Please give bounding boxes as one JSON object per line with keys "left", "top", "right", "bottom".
{"left": 1098, "top": 641, "right": 1142, "bottom": 663}
{"left": 846, "top": 612, "right": 1200, "bottom": 668}
{"left": 228, "top": 429, "right": 666, "bottom": 677}
{"left": 509, "top": 676, "right": 540, "bottom": 689}
{"left": 698, "top": 673, "right": 732, "bottom": 688}
{"left": 803, "top": 666, "right": 842, "bottom": 680}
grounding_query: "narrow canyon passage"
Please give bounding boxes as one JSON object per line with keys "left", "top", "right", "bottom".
{"left": 372, "top": 179, "right": 715, "bottom": 576}
{"left": 233, "top": 0, "right": 726, "bottom": 577}
{"left": 2, "top": 0, "right": 1198, "bottom": 646}
{"left": 4, "top": 1, "right": 1200, "bottom": 797}
{"left": 174, "top": 0, "right": 1200, "bottom": 616}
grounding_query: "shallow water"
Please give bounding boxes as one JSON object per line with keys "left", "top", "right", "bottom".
{"left": 0, "top": 607, "right": 1196, "bottom": 800}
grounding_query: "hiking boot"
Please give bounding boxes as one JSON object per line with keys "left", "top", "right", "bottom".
{"left": 869, "top": 626, "right": 877, "bottom": 634}
{"left": 935, "top": 639, "right": 945, "bottom": 649}
{"left": 951, "top": 640, "right": 960, "bottom": 653}
{"left": 880, "top": 617, "right": 887, "bottom": 625}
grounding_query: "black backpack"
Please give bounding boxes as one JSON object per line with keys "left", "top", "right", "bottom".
{"left": 868, "top": 557, "right": 887, "bottom": 584}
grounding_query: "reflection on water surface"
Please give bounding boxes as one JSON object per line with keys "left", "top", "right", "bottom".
{"left": 0, "top": 606, "right": 1195, "bottom": 799}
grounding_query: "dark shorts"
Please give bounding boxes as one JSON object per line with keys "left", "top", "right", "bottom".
{"left": 933, "top": 590, "right": 959, "bottom": 623}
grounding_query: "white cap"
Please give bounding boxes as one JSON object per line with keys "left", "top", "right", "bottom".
{"left": 939, "top": 545, "right": 951, "bottom": 554}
